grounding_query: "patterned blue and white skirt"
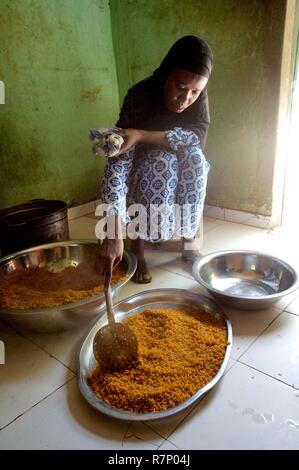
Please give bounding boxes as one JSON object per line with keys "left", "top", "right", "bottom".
{"left": 101, "top": 127, "right": 210, "bottom": 242}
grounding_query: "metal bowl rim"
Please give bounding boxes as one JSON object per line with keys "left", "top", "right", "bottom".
{"left": 77, "top": 288, "right": 233, "bottom": 421}
{"left": 192, "top": 249, "right": 299, "bottom": 301}
{"left": 0, "top": 239, "right": 137, "bottom": 315}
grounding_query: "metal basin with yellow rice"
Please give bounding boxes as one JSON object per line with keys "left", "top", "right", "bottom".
{"left": 78, "top": 288, "right": 232, "bottom": 421}
{"left": 0, "top": 240, "right": 137, "bottom": 333}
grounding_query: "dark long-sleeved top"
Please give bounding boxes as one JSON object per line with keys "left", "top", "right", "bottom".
{"left": 116, "top": 77, "right": 210, "bottom": 149}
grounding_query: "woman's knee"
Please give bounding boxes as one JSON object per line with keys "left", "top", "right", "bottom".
{"left": 139, "top": 149, "right": 179, "bottom": 175}
{"left": 183, "top": 146, "right": 210, "bottom": 174}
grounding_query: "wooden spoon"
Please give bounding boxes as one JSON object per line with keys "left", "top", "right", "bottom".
{"left": 93, "top": 283, "right": 138, "bottom": 371}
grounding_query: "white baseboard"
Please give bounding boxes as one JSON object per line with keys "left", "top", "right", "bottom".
{"left": 67, "top": 200, "right": 101, "bottom": 220}
{"left": 203, "top": 205, "right": 274, "bottom": 229}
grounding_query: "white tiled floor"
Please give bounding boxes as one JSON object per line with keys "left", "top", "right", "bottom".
{"left": 1, "top": 215, "right": 299, "bottom": 449}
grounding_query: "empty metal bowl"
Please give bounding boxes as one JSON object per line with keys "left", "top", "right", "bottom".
{"left": 0, "top": 240, "right": 137, "bottom": 332}
{"left": 192, "top": 250, "right": 299, "bottom": 310}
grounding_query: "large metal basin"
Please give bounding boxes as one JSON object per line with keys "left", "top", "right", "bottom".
{"left": 192, "top": 250, "right": 299, "bottom": 310}
{"left": 0, "top": 240, "right": 137, "bottom": 332}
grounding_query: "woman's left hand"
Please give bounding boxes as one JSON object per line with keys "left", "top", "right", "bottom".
{"left": 116, "top": 128, "right": 142, "bottom": 154}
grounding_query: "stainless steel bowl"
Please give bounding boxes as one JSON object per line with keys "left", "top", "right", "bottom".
{"left": 0, "top": 240, "right": 137, "bottom": 332}
{"left": 77, "top": 288, "right": 232, "bottom": 421}
{"left": 192, "top": 250, "right": 299, "bottom": 310}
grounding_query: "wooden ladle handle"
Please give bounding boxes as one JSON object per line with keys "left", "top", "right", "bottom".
{"left": 104, "top": 284, "right": 115, "bottom": 325}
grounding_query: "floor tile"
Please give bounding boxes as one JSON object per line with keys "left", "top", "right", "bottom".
{"left": 242, "top": 232, "right": 299, "bottom": 270}
{"left": 203, "top": 221, "right": 264, "bottom": 251}
{"left": 113, "top": 267, "right": 207, "bottom": 305}
{"left": 202, "top": 217, "right": 224, "bottom": 234}
{"left": 0, "top": 334, "right": 74, "bottom": 429}
{"left": 142, "top": 246, "right": 215, "bottom": 281}
{"left": 141, "top": 249, "right": 184, "bottom": 270}
{"left": 284, "top": 293, "right": 299, "bottom": 316}
{"left": 240, "top": 311, "right": 299, "bottom": 388}
{"left": 0, "top": 321, "right": 17, "bottom": 341}
{"left": 268, "top": 225, "right": 299, "bottom": 240}
{"left": 2, "top": 213, "right": 298, "bottom": 450}
{"left": 145, "top": 360, "right": 236, "bottom": 441}
{"left": 158, "top": 440, "right": 180, "bottom": 450}
{"left": 143, "top": 403, "right": 200, "bottom": 442}
{"left": 275, "top": 289, "right": 299, "bottom": 311}
{"left": 19, "top": 318, "right": 97, "bottom": 373}
{"left": 166, "top": 362, "right": 299, "bottom": 450}
{"left": 123, "top": 421, "right": 163, "bottom": 448}
{"left": 0, "top": 378, "right": 163, "bottom": 449}
{"left": 68, "top": 217, "right": 98, "bottom": 240}
{"left": 221, "top": 305, "right": 282, "bottom": 359}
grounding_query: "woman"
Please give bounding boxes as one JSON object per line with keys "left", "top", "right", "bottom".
{"left": 98, "top": 35, "right": 213, "bottom": 284}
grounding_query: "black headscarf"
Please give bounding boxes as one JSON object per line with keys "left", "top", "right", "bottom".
{"left": 153, "top": 35, "right": 213, "bottom": 81}
{"left": 116, "top": 35, "right": 213, "bottom": 148}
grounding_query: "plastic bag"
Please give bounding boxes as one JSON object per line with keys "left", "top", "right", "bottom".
{"left": 89, "top": 127, "right": 124, "bottom": 158}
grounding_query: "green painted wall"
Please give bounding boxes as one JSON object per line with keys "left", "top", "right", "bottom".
{"left": 0, "top": 0, "right": 119, "bottom": 209}
{"left": 110, "top": 0, "right": 287, "bottom": 216}
{"left": 0, "top": 0, "right": 288, "bottom": 216}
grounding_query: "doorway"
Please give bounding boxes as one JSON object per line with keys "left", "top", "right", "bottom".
{"left": 282, "top": 12, "right": 299, "bottom": 231}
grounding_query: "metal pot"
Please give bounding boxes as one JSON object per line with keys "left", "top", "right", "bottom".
{"left": 0, "top": 241, "right": 137, "bottom": 333}
{"left": 0, "top": 199, "right": 69, "bottom": 256}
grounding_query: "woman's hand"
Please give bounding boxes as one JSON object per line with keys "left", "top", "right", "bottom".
{"left": 96, "top": 237, "right": 124, "bottom": 288}
{"left": 116, "top": 128, "right": 171, "bottom": 154}
{"left": 116, "top": 128, "right": 142, "bottom": 154}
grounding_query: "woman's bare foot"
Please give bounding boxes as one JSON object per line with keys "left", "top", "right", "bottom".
{"left": 181, "top": 237, "right": 202, "bottom": 263}
{"left": 131, "top": 238, "right": 152, "bottom": 283}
